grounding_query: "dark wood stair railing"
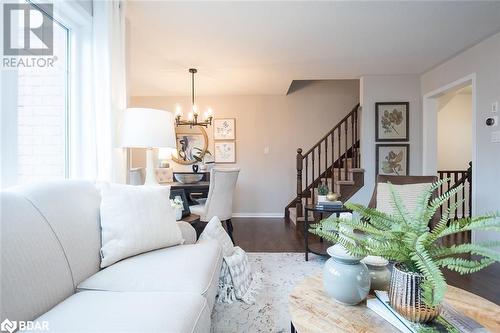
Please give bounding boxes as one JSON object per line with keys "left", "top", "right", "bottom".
{"left": 285, "top": 104, "right": 361, "bottom": 219}
{"left": 437, "top": 161, "right": 472, "bottom": 245}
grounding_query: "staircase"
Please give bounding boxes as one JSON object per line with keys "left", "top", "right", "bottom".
{"left": 285, "top": 104, "right": 365, "bottom": 224}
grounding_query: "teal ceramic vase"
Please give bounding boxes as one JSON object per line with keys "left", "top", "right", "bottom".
{"left": 323, "top": 244, "right": 370, "bottom": 305}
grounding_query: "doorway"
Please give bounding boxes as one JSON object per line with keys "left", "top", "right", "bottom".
{"left": 422, "top": 74, "right": 476, "bottom": 243}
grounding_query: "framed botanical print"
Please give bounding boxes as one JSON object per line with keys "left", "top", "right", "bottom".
{"left": 376, "top": 144, "right": 410, "bottom": 176}
{"left": 214, "top": 141, "right": 236, "bottom": 164}
{"left": 213, "top": 118, "right": 236, "bottom": 140}
{"left": 375, "top": 102, "right": 409, "bottom": 141}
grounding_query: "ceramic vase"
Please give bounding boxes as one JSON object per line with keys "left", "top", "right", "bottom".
{"left": 389, "top": 263, "right": 440, "bottom": 323}
{"left": 361, "top": 255, "right": 391, "bottom": 291}
{"left": 175, "top": 207, "right": 183, "bottom": 221}
{"left": 323, "top": 244, "right": 370, "bottom": 305}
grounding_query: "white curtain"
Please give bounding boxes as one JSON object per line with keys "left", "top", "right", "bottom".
{"left": 89, "top": 0, "right": 128, "bottom": 183}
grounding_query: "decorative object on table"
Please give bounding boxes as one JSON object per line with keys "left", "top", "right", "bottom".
{"left": 375, "top": 102, "right": 409, "bottom": 142}
{"left": 323, "top": 244, "right": 370, "bottom": 305}
{"left": 192, "top": 147, "right": 214, "bottom": 172}
{"left": 214, "top": 141, "right": 236, "bottom": 163}
{"left": 172, "top": 126, "right": 209, "bottom": 165}
{"left": 376, "top": 144, "right": 409, "bottom": 176}
{"left": 315, "top": 200, "right": 343, "bottom": 210}
{"left": 128, "top": 167, "right": 144, "bottom": 185}
{"left": 326, "top": 191, "right": 339, "bottom": 201}
{"left": 173, "top": 172, "right": 204, "bottom": 184}
{"left": 121, "top": 108, "right": 176, "bottom": 185}
{"left": 310, "top": 179, "right": 500, "bottom": 322}
{"left": 169, "top": 189, "right": 191, "bottom": 218}
{"left": 317, "top": 181, "right": 329, "bottom": 203}
{"left": 368, "top": 290, "right": 487, "bottom": 333}
{"left": 213, "top": 118, "right": 236, "bottom": 140}
{"left": 192, "top": 164, "right": 199, "bottom": 173}
{"left": 174, "top": 68, "right": 213, "bottom": 128}
{"left": 361, "top": 255, "right": 391, "bottom": 291}
{"left": 170, "top": 196, "right": 184, "bottom": 221}
{"left": 155, "top": 167, "right": 173, "bottom": 183}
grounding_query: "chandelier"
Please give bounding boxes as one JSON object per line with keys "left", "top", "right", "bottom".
{"left": 174, "top": 68, "right": 213, "bottom": 127}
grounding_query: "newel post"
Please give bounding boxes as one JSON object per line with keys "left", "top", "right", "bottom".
{"left": 296, "top": 148, "right": 304, "bottom": 218}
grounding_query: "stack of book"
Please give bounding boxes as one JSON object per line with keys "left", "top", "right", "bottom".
{"left": 367, "top": 290, "right": 485, "bottom": 333}
{"left": 316, "top": 200, "right": 343, "bottom": 210}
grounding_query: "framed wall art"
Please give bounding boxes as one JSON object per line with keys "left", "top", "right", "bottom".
{"left": 376, "top": 144, "right": 410, "bottom": 176}
{"left": 214, "top": 141, "right": 236, "bottom": 164}
{"left": 213, "top": 118, "right": 236, "bottom": 140}
{"left": 375, "top": 102, "right": 409, "bottom": 141}
{"left": 172, "top": 126, "right": 209, "bottom": 165}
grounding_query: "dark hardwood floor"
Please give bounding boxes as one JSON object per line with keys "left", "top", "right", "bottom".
{"left": 230, "top": 217, "right": 500, "bottom": 305}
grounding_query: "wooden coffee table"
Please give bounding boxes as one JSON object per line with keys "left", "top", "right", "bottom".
{"left": 288, "top": 274, "right": 500, "bottom": 333}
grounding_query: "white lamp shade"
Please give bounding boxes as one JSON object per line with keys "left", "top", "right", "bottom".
{"left": 121, "top": 108, "right": 176, "bottom": 148}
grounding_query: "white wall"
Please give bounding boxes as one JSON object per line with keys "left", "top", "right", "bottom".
{"left": 130, "top": 80, "right": 359, "bottom": 216}
{"left": 421, "top": 32, "right": 500, "bottom": 244}
{"left": 437, "top": 91, "right": 472, "bottom": 170}
{"left": 350, "top": 75, "right": 422, "bottom": 206}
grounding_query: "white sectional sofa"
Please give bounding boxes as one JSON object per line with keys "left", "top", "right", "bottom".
{"left": 1, "top": 181, "right": 223, "bottom": 332}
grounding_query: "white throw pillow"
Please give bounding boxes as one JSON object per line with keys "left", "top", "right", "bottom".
{"left": 376, "top": 182, "right": 431, "bottom": 215}
{"left": 99, "top": 183, "right": 183, "bottom": 267}
{"left": 199, "top": 216, "right": 234, "bottom": 257}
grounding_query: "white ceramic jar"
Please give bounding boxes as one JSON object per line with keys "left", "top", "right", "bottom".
{"left": 323, "top": 244, "right": 370, "bottom": 305}
{"left": 361, "top": 255, "right": 391, "bottom": 291}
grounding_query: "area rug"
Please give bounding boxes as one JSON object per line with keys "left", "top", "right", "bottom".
{"left": 211, "top": 252, "right": 326, "bottom": 333}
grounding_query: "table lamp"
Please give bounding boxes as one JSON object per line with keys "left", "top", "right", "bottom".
{"left": 121, "top": 108, "right": 176, "bottom": 185}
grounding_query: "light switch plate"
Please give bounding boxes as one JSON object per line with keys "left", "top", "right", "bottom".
{"left": 492, "top": 131, "right": 500, "bottom": 143}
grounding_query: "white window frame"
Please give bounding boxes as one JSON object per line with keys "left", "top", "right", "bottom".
{"left": 31, "top": 0, "right": 93, "bottom": 179}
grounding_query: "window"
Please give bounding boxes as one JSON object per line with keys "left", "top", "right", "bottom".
{"left": 16, "top": 4, "right": 69, "bottom": 184}
{"left": 1, "top": 1, "right": 92, "bottom": 188}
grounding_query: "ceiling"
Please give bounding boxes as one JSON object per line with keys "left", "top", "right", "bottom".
{"left": 126, "top": 1, "right": 500, "bottom": 96}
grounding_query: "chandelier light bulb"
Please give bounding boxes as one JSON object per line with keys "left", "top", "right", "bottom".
{"left": 188, "top": 111, "right": 194, "bottom": 120}
{"left": 175, "top": 105, "right": 182, "bottom": 117}
{"left": 192, "top": 104, "right": 198, "bottom": 115}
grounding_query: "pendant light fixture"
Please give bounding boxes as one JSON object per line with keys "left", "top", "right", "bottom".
{"left": 174, "top": 68, "right": 213, "bottom": 127}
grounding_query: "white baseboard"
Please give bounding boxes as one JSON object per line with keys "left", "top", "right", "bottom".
{"left": 232, "top": 213, "right": 284, "bottom": 218}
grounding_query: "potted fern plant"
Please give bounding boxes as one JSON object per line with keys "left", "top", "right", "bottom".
{"left": 310, "top": 179, "right": 500, "bottom": 323}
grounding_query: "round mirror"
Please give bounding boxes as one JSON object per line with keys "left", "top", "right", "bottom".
{"left": 171, "top": 126, "right": 209, "bottom": 165}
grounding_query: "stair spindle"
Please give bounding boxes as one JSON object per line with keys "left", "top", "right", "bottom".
{"left": 351, "top": 113, "right": 355, "bottom": 168}
{"left": 344, "top": 119, "right": 348, "bottom": 180}
{"left": 296, "top": 148, "right": 303, "bottom": 218}
{"left": 337, "top": 127, "right": 341, "bottom": 182}
{"left": 331, "top": 132, "right": 335, "bottom": 193}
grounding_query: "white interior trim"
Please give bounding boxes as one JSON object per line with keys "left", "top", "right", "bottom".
{"left": 422, "top": 73, "right": 477, "bottom": 242}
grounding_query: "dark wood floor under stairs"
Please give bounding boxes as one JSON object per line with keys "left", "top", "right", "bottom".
{"left": 230, "top": 217, "right": 500, "bottom": 306}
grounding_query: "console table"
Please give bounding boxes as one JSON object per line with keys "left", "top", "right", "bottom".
{"left": 303, "top": 204, "right": 351, "bottom": 261}
{"left": 289, "top": 274, "right": 500, "bottom": 333}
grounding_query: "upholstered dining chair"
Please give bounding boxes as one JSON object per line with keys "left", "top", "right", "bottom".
{"left": 368, "top": 175, "right": 439, "bottom": 227}
{"left": 189, "top": 168, "right": 240, "bottom": 242}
